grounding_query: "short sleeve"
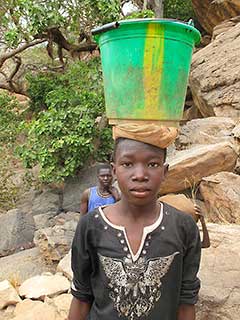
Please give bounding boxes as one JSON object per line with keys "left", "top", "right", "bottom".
{"left": 71, "top": 216, "right": 94, "bottom": 303}
{"left": 179, "top": 216, "right": 201, "bottom": 305}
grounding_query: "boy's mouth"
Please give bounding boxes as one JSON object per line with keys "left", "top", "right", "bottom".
{"left": 130, "top": 188, "right": 151, "bottom": 197}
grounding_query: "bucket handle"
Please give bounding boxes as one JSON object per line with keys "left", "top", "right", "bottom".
{"left": 92, "top": 22, "right": 120, "bottom": 36}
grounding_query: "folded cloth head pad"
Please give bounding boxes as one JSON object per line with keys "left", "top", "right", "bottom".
{"left": 112, "top": 123, "right": 178, "bottom": 149}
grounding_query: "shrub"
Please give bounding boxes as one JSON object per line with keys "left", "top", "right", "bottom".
{"left": 18, "top": 58, "right": 113, "bottom": 183}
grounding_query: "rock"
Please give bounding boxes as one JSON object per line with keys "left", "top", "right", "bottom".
{"left": 0, "top": 247, "right": 55, "bottom": 283}
{"left": 34, "top": 212, "right": 56, "bottom": 230}
{"left": 32, "top": 189, "right": 61, "bottom": 216}
{"left": 13, "top": 299, "right": 57, "bottom": 320}
{"left": 160, "top": 142, "right": 238, "bottom": 195}
{"left": 0, "top": 280, "right": 21, "bottom": 310}
{"left": 196, "top": 223, "right": 240, "bottom": 320}
{"left": 176, "top": 117, "right": 236, "bottom": 150}
{"left": 212, "top": 16, "right": 240, "bottom": 39}
{"left": 46, "top": 294, "right": 72, "bottom": 319}
{"left": 62, "top": 164, "right": 99, "bottom": 212}
{"left": 57, "top": 251, "right": 72, "bottom": 280}
{"left": 190, "top": 21, "right": 240, "bottom": 119}
{"left": 19, "top": 274, "right": 70, "bottom": 300}
{"left": 51, "top": 211, "right": 80, "bottom": 226}
{"left": 34, "top": 220, "right": 78, "bottom": 263}
{"left": 0, "top": 209, "right": 35, "bottom": 257}
{"left": 199, "top": 172, "right": 240, "bottom": 223}
{"left": 192, "top": 0, "right": 240, "bottom": 34}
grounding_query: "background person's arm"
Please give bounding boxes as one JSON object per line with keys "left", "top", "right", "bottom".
{"left": 194, "top": 204, "right": 210, "bottom": 248}
{"left": 80, "top": 189, "right": 89, "bottom": 214}
{"left": 177, "top": 304, "right": 195, "bottom": 320}
{"left": 68, "top": 297, "right": 91, "bottom": 320}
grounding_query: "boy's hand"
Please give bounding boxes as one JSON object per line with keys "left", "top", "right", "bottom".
{"left": 194, "top": 204, "right": 205, "bottom": 222}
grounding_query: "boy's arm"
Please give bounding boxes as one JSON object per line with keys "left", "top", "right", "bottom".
{"left": 179, "top": 216, "right": 201, "bottom": 317}
{"left": 177, "top": 304, "right": 195, "bottom": 320}
{"left": 68, "top": 297, "right": 91, "bottom": 320}
{"left": 80, "top": 189, "right": 89, "bottom": 214}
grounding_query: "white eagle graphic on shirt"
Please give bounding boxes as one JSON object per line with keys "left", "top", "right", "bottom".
{"left": 99, "top": 252, "right": 179, "bottom": 320}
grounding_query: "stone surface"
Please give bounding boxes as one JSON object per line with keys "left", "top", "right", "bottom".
{"left": 31, "top": 189, "right": 61, "bottom": 216}
{"left": 0, "top": 247, "right": 55, "bottom": 283}
{"left": 57, "top": 251, "right": 72, "bottom": 280}
{"left": 190, "top": 21, "right": 240, "bottom": 119}
{"left": 0, "top": 209, "right": 35, "bottom": 257}
{"left": 196, "top": 223, "right": 240, "bottom": 320}
{"left": 160, "top": 142, "right": 238, "bottom": 195}
{"left": 19, "top": 274, "right": 70, "bottom": 300}
{"left": 212, "top": 16, "right": 240, "bottom": 39}
{"left": 13, "top": 299, "right": 57, "bottom": 320}
{"left": 200, "top": 172, "right": 240, "bottom": 223}
{"left": 46, "top": 294, "right": 72, "bottom": 320}
{"left": 62, "top": 164, "right": 98, "bottom": 212}
{"left": 176, "top": 117, "right": 236, "bottom": 149}
{"left": 0, "top": 280, "right": 21, "bottom": 310}
{"left": 34, "top": 220, "right": 78, "bottom": 263}
{"left": 192, "top": 0, "right": 240, "bottom": 34}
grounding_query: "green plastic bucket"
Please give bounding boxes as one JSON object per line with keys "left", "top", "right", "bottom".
{"left": 93, "top": 19, "right": 201, "bottom": 126}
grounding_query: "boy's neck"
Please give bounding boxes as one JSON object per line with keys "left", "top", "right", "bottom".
{"left": 118, "top": 198, "right": 160, "bottom": 223}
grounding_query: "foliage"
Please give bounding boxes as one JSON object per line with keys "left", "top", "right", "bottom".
{"left": 126, "top": 9, "right": 155, "bottom": 19}
{"left": 0, "top": 94, "right": 23, "bottom": 147}
{"left": 163, "top": 0, "right": 195, "bottom": 21}
{"left": 1, "top": 0, "right": 121, "bottom": 47}
{"left": 18, "top": 58, "right": 113, "bottom": 183}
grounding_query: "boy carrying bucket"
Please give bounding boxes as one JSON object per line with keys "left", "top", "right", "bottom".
{"left": 68, "top": 124, "right": 201, "bottom": 320}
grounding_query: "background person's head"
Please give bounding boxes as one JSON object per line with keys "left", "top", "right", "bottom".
{"left": 97, "top": 163, "right": 113, "bottom": 190}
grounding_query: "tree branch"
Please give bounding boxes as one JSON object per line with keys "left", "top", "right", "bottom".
{"left": 0, "top": 39, "right": 47, "bottom": 68}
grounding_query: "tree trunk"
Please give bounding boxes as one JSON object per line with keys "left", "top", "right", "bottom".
{"left": 148, "top": 0, "right": 164, "bottom": 18}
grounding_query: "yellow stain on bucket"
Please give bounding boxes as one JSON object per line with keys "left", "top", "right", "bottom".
{"left": 143, "top": 23, "right": 165, "bottom": 118}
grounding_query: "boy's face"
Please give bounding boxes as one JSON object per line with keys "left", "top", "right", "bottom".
{"left": 113, "top": 139, "right": 168, "bottom": 205}
{"left": 98, "top": 168, "right": 113, "bottom": 188}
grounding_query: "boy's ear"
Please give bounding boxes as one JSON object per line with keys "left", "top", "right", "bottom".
{"left": 163, "top": 163, "right": 169, "bottom": 177}
{"left": 111, "top": 162, "right": 116, "bottom": 175}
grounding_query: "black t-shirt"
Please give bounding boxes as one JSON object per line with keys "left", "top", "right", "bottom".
{"left": 71, "top": 202, "right": 201, "bottom": 320}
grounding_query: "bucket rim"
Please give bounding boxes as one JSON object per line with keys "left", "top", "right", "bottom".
{"left": 92, "top": 18, "right": 201, "bottom": 45}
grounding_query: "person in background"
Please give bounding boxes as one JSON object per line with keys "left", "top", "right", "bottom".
{"left": 159, "top": 193, "right": 210, "bottom": 248}
{"left": 80, "top": 163, "right": 120, "bottom": 214}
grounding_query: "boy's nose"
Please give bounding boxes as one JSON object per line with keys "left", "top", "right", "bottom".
{"left": 132, "top": 165, "right": 149, "bottom": 181}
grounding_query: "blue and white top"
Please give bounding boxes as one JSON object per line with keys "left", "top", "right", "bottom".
{"left": 87, "top": 186, "right": 116, "bottom": 212}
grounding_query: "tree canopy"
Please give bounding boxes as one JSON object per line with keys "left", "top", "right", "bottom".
{"left": 0, "top": 0, "right": 196, "bottom": 183}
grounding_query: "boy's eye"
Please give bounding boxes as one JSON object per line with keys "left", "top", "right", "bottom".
{"left": 148, "top": 162, "right": 160, "bottom": 168}
{"left": 122, "top": 162, "right": 132, "bottom": 167}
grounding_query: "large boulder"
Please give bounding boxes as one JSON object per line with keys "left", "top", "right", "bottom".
{"left": 192, "top": 0, "right": 240, "bottom": 34}
{"left": 0, "top": 247, "right": 55, "bottom": 283}
{"left": 160, "top": 142, "right": 238, "bottom": 195}
{"left": 19, "top": 274, "right": 70, "bottom": 300}
{"left": 190, "top": 21, "right": 240, "bottom": 118}
{"left": 62, "top": 164, "right": 98, "bottom": 212}
{"left": 176, "top": 117, "right": 236, "bottom": 150}
{"left": 196, "top": 223, "right": 240, "bottom": 320}
{"left": 34, "top": 220, "right": 78, "bottom": 263}
{"left": 200, "top": 172, "right": 240, "bottom": 223}
{"left": 0, "top": 209, "right": 35, "bottom": 257}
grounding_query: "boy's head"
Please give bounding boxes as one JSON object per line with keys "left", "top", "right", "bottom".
{"left": 97, "top": 163, "right": 113, "bottom": 188}
{"left": 112, "top": 138, "right": 168, "bottom": 205}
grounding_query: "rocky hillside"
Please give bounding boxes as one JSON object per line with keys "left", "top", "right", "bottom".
{"left": 1, "top": 3, "right": 240, "bottom": 320}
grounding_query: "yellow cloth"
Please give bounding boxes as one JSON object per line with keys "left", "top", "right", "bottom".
{"left": 112, "top": 123, "right": 178, "bottom": 149}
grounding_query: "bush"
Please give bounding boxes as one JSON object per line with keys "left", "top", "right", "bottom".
{"left": 164, "top": 0, "right": 195, "bottom": 21}
{"left": 0, "top": 94, "right": 23, "bottom": 148}
{"left": 18, "top": 58, "right": 113, "bottom": 183}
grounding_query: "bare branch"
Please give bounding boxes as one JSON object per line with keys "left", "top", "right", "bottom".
{"left": 0, "top": 39, "right": 47, "bottom": 68}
